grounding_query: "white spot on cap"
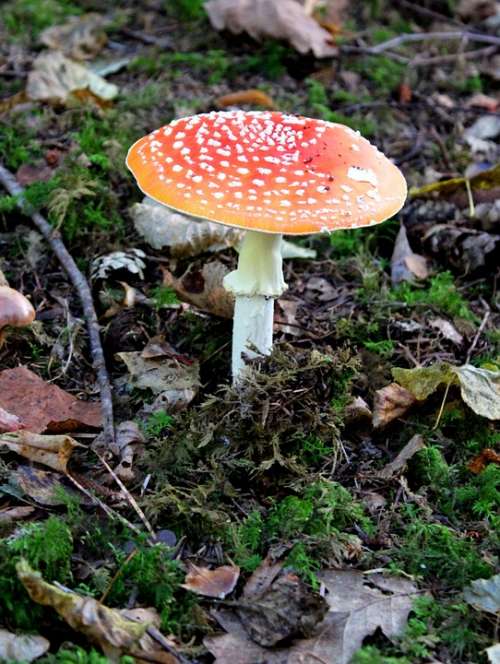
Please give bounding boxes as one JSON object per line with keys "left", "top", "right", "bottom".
{"left": 253, "top": 179, "right": 265, "bottom": 187}
{"left": 172, "top": 164, "right": 183, "bottom": 172}
{"left": 348, "top": 166, "right": 378, "bottom": 186}
{"left": 237, "top": 167, "right": 249, "bottom": 175}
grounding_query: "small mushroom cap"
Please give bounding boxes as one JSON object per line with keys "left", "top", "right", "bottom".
{"left": 0, "top": 286, "right": 36, "bottom": 329}
{"left": 127, "top": 111, "right": 407, "bottom": 235}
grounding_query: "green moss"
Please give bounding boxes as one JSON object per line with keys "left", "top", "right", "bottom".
{"left": 391, "top": 271, "right": 476, "bottom": 321}
{"left": 413, "top": 446, "right": 450, "bottom": 490}
{"left": 306, "top": 79, "right": 376, "bottom": 136}
{"left": 143, "top": 411, "right": 174, "bottom": 438}
{"left": 363, "top": 339, "right": 394, "bottom": 358}
{"left": 352, "top": 56, "right": 405, "bottom": 94}
{"left": 3, "top": 0, "right": 81, "bottom": 41}
{"left": 228, "top": 481, "right": 373, "bottom": 579}
{"left": 150, "top": 286, "right": 180, "bottom": 308}
{"left": 165, "top": 0, "right": 206, "bottom": 21}
{"left": 351, "top": 646, "right": 411, "bottom": 664}
{"left": 394, "top": 517, "right": 492, "bottom": 588}
{"left": 39, "top": 647, "right": 134, "bottom": 664}
{"left": 240, "top": 42, "right": 291, "bottom": 80}
{"left": 454, "top": 464, "right": 500, "bottom": 519}
{"left": 0, "top": 122, "right": 41, "bottom": 170}
{"left": 0, "top": 517, "right": 73, "bottom": 629}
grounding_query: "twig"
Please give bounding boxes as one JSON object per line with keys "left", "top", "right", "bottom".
{"left": 0, "top": 162, "right": 115, "bottom": 447}
{"left": 146, "top": 626, "right": 197, "bottom": 664}
{"left": 96, "top": 451, "right": 156, "bottom": 538}
{"left": 409, "top": 44, "right": 498, "bottom": 66}
{"left": 369, "top": 31, "right": 500, "bottom": 54}
{"left": 119, "top": 27, "right": 173, "bottom": 49}
{"left": 466, "top": 309, "right": 490, "bottom": 363}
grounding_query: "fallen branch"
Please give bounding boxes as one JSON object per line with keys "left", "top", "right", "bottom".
{"left": 0, "top": 162, "right": 115, "bottom": 447}
{"left": 370, "top": 30, "right": 500, "bottom": 54}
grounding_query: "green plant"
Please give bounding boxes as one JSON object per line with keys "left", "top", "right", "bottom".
{"left": 352, "top": 56, "right": 405, "bottom": 94}
{"left": 39, "top": 647, "right": 134, "bottom": 664}
{"left": 363, "top": 339, "right": 394, "bottom": 358}
{"left": 391, "top": 271, "right": 476, "bottom": 321}
{"left": 143, "top": 411, "right": 174, "bottom": 437}
{"left": 240, "top": 42, "right": 290, "bottom": 80}
{"left": 454, "top": 464, "right": 500, "bottom": 518}
{"left": 351, "top": 646, "right": 411, "bottom": 664}
{"left": 150, "top": 286, "right": 180, "bottom": 308}
{"left": 166, "top": 0, "right": 206, "bottom": 21}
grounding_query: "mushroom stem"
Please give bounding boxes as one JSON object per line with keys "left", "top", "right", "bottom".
{"left": 223, "top": 230, "right": 287, "bottom": 381}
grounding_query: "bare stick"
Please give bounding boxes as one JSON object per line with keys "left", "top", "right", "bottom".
{"left": 466, "top": 309, "right": 490, "bottom": 363}
{"left": 369, "top": 30, "right": 500, "bottom": 54}
{"left": 0, "top": 162, "right": 115, "bottom": 447}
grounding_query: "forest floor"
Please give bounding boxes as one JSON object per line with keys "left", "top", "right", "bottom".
{"left": 0, "top": 1, "right": 499, "bottom": 663}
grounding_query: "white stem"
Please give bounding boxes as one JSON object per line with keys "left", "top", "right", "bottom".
{"left": 223, "top": 231, "right": 287, "bottom": 382}
{"left": 232, "top": 295, "right": 274, "bottom": 379}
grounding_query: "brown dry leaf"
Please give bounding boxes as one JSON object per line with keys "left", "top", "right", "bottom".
{"left": 205, "top": 570, "right": 419, "bottom": 664}
{"left": 0, "top": 629, "right": 49, "bottom": 663}
{"left": 215, "top": 89, "right": 275, "bottom": 109}
{"left": 16, "top": 561, "right": 167, "bottom": 663}
{"left": 112, "top": 421, "right": 145, "bottom": 484}
{"left": 391, "top": 223, "right": 429, "bottom": 285}
{"left": 205, "top": 0, "right": 337, "bottom": 58}
{"left": 162, "top": 262, "right": 235, "bottom": 319}
{"left": 372, "top": 383, "right": 417, "bottom": 429}
{"left": 0, "top": 366, "right": 102, "bottom": 434}
{"left": 0, "top": 406, "right": 23, "bottom": 433}
{"left": 16, "top": 163, "right": 54, "bottom": 186}
{"left": 27, "top": 51, "right": 118, "bottom": 106}
{"left": 345, "top": 396, "right": 372, "bottom": 424}
{"left": 117, "top": 351, "right": 200, "bottom": 409}
{"left": 378, "top": 434, "right": 425, "bottom": 479}
{"left": 0, "top": 430, "right": 78, "bottom": 473}
{"left": 466, "top": 93, "right": 499, "bottom": 113}
{"left": 182, "top": 564, "right": 240, "bottom": 599}
{"left": 468, "top": 448, "right": 500, "bottom": 474}
{"left": 429, "top": 318, "right": 464, "bottom": 345}
{"left": 0, "top": 506, "right": 35, "bottom": 524}
{"left": 131, "top": 197, "right": 244, "bottom": 256}
{"left": 12, "top": 465, "right": 77, "bottom": 506}
{"left": 40, "top": 13, "right": 108, "bottom": 61}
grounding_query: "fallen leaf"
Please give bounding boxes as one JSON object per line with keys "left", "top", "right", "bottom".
{"left": 0, "top": 406, "right": 23, "bottom": 433}
{"left": 215, "top": 89, "right": 275, "bottom": 109}
{"left": 27, "top": 51, "right": 118, "bottom": 106}
{"left": 466, "top": 93, "right": 499, "bottom": 113}
{"left": 112, "top": 421, "right": 145, "bottom": 483}
{"left": 15, "top": 163, "right": 55, "bottom": 186}
{"left": 464, "top": 573, "right": 500, "bottom": 615}
{"left": 0, "top": 629, "right": 49, "bottom": 663}
{"left": 16, "top": 560, "right": 162, "bottom": 662}
{"left": 0, "top": 430, "right": 78, "bottom": 473}
{"left": 0, "top": 366, "right": 102, "bottom": 434}
{"left": 182, "top": 564, "right": 240, "bottom": 599}
{"left": 372, "top": 383, "right": 417, "bottom": 429}
{"left": 40, "top": 13, "right": 108, "bottom": 61}
{"left": 275, "top": 298, "right": 301, "bottom": 336}
{"left": 429, "top": 318, "right": 464, "bottom": 345}
{"left": 345, "top": 396, "right": 372, "bottom": 423}
{"left": 131, "top": 197, "right": 243, "bottom": 256}
{"left": 11, "top": 465, "right": 77, "bottom": 506}
{"left": 392, "top": 364, "right": 457, "bottom": 401}
{"left": 467, "top": 448, "right": 500, "bottom": 474}
{"left": 162, "top": 262, "right": 235, "bottom": 319}
{"left": 378, "top": 434, "right": 425, "bottom": 479}
{"left": 205, "top": 570, "right": 419, "bottom": 664}
{"left": 0, "top": 506, "right": 35, "bottom": 524}
{"left": 117, "top": 351, "right": 200, "bottom": 408}
{"left": 410, "top": 163, "right": 500, "bottom": 199}
{"left": 454, "top": 365, "right": 500, "bottom": 420}
{"left": 205, "top": 0, "right": 337, "bottom": 58}
{"left": 391, "top": 223, "right": 429, "bottom": 285}
{"left": 487, "top": 644, "right": 500, "bottom": 664}
{"left": 91, "top": 249, "right": 147, "bottom": 281}
{"left": 393, "top": 363, "right": 500, "bottom": 420}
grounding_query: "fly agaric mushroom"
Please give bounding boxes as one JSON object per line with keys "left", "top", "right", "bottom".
{"left": 0, "top": 285, "right": 36, "bottom": 345}
{"left": 127, "top": 111, "right": 407, "bottom": 380}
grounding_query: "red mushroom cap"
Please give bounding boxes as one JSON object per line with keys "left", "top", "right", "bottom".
{"left": 126, "top": 111, "right": 407, "bottom": 235}
{"left": 0, "top": 286, "right": 36, "bottom": 329}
